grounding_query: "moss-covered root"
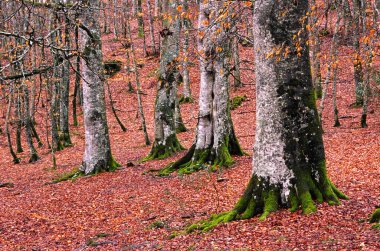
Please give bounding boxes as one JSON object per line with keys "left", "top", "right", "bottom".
{"left": 143, "top": 135, "right": 185, "bottom": 162}
{"left": 157, "top": 144, "right": 235, "bottom": 176}
{"left": 51, "top": 168, "right": 84, "bottom": 184}
{"left": 370, "top": 208, "right": 380, "bottom": 229}
{"left": 187, "top": 174, "right": 349, "bottom": 232}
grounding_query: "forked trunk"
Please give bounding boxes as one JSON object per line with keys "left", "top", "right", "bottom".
{"left": 158, "top": 0, "right": 243, "bottom": 175}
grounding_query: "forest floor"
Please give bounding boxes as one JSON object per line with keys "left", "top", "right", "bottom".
{"left": 1, "top": 23, "right": 380, "bottom": 250}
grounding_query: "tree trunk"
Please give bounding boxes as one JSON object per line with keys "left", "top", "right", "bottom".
{"left": 79, "top": 0, "right": 120, "bottom": 175}
{"left": 126, "top": 11, "right": 151, "bottom": 146}
{"left": 5, "top": 87, "right": 20, "bottom": 164}
{"left": 309, "top": 0, "right": 323, "bottom": 98}
{"left": 189, "top": 0, "right": 347, "bottom": 231}
{"left": 158, "top": 0, "right": 243, "bottom": 175}
{"left": 180, "top": 0, "right": 193, "bottom": 103}
{"left": 144, "top": 0, "right": 184, "bottom": 160}
{"left": 23, "top": 85, "right": 40, "bottom": 163}
{"left": 59, "top": 17, "right": 72, "bottom": 147}
{"left": 353, "top": 0, "right": 364, "bottom": 106}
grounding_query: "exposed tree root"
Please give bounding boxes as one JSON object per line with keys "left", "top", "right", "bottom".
{"left": 187, "top": 173, "right": 348, "bottom": 232}
{"left": 158, "top": 137, "right": 244, "bottom": 176}
{"left": 50, "top": 156, "right": 121, "bottom": 184}
{"left": 143, "top": 135, "right": 185, "bottom": 161}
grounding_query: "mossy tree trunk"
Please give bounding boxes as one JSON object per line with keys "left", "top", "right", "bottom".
{"left": 79, "top": 0, "right": 120, "bottom": 175}
{"left": 189, "top": 0, "right": 347, "bottom": 232}
{"left": 158, "top": 0, "right": 243, "bottom": 176}
{"left": 144, "top": 0, "right": 184, "bottom": 161}
{"left": 370, "top": 208, "right": 380, "bottom": 229}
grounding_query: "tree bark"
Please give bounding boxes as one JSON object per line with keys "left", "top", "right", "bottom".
{"left": 144, "top": 0, "right": 184, "bottom": 161}
{"left": 158, "top": 0, "right": 243, "bottom": 175}
{"left": 79, "top": 0, "right": 120, "bottom": 175}
{"left": 189, "top": 0, "right": 347, "bottom": 231}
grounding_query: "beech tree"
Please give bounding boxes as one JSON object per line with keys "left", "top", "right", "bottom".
{"left": 144, "top": 0, "right": 185, "bottom": 161}
{"left": 189, "top": 0, "right": 348, "bottom": 231}
{"left": 79, "top": 0, "right": 120, "bottom": 174}
{"left": 158, "top": 0, "right": 243, "bottom": 175}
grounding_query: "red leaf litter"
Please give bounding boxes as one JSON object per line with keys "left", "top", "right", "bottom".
{"left": 1, "top": 19, "right": 379, "bottom": 251}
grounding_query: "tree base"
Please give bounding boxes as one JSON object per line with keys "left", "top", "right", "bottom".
{"left": 51, "top": 155, "right": 121, "bottom": 184}
{"left": 60, "top": 133, "right": 73, "bottom": 148}
{"left": 143, "top": 135, "right": 184, "bottom": 161}
{"left": 158, "top": 143, "right": 241, "bottom": 176}
{"left": 29, "top": 153, "right": 40, "bottom": 163}
{"left": 188, "top": 172, "right": 348, "bottom": 232}
{"left": 370, "top": 208, "right": 380, "bottom": 229}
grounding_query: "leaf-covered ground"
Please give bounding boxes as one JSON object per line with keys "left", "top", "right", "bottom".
{"left": 1, "top": 23, "right": 379, "bottom": 251}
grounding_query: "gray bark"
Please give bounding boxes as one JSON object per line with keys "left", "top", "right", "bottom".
{"left": 158, "top": 0, "right": 243, "bottom": 175}
{"left": 60, "top": 17, "right": 72, "bottom": 147}
{"left": 79, "top": 0, "right": 119, "bottom": 174}
{"left": 145, "top": 0, "right": 184, "bottom": 160}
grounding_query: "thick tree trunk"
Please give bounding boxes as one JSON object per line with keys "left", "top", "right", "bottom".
{"left": 189, "top": 0, "right": 347, "bottom": 231}
{"left": 79, "top": 0, "right": 120, "bottom": 175}
{"left": 144, "top": 0, "right": 184, "bottom": 160}
{"left": 158, "top": 0, "right": 243, "bottom": 175}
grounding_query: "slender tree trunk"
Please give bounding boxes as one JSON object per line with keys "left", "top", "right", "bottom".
{"left": 79, "top": 0, "right": 120, "bottom": 174}
{"left": 190, "top": 0, "right": 347, "bottom": 231}
{"left": 353, "top": 0, "right": 364, "bottom": 106}
{"left": 60, "top": 17, "right": 72, "bottom": 147}
{"left": 5, "top": 87, "right": 20, "bottom": 164}
{"left": 126, "top": 13, "right": 150, "bottom": 146}
{"left": 232, "top": 36, "right": 242, "bottom": 88}
{"left": 319, "top": 4, "right": 342, "bottom": 122}
{"left": 72, "top": 25, "right": 80, "bottom": 127}
{"left": 22, "top": 85, "right": 40, "bottom": 163}
{"left": 113, "top": 0, "right": 119, "bottom": 39}
{"left": 310, "top": 0, "right": 323, "bottom": 98}
{"left": 180, "top": 0, "right": 192, "bottom": 102}
{"left": 146, "top": 0, "right": 157, "bottom": 55}
{"left": 15, "top": 85, "right": 23, "bottom": 153}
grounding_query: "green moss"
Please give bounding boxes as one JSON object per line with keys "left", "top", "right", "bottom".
{"left": 157, "top": 144, "right": 235, "bottom": 176}
{"left": 179, "top": 96, "right": 193, "bottom": 104}
{"left": 230, "top": 95, "right": 247, "bottom": 110}
{"left": 143, "top": 134, "right": 184, "bottom": 162}
{"left": 149, "top": 220, "right": 166, "bottom": 229}
{"left": 52, "top": 168, "right": 84, "bottom": 183}
{"left": 289, "top": 188, "right": 299, "bottom": 212}
{"left": 370, "top": 209, "right": 380, "bottom": 223}
{"left": 259, "top": 189, "right": 279, "bottom": 220}
{"left": 187, "top": 211, "right": 238, "bottom": 233}
{"left": 176, "top": 123, "right": 187, "bottom": 133}
{"left": 108, "top": 155, "right": 121, "bottom": 172}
